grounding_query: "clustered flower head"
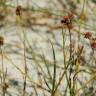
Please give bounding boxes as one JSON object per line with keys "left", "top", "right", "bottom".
{"left": 83, "top": 32, "right": 96, "bottom": 49}
{"left": 91, "top": 42, "right": 96, "bottom": 49}
{"left": 83, "top": 32, "right": 92, "bottom": 39}
{"left": 61, "top": 13, "right": 74, "bottom": 29}
{"left": 0, "top": 36, "right": 4, "bottom": 46}
{"left": 3, "top": 82, "right": 9, "bottom": 93}
{"left": 16, "top": 6, "right": 22, "bottom": 16}
{"left": 91, "top": 38, "right": 96, "bottom": 49}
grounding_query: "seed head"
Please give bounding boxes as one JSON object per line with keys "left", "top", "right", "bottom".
{"left": 3, "top": 82, "right": 9, "bottom": 93}
{"left": 16, "top": 6, "right": 22, "bottom": 16}
{"left": 83, "top": 32, "right": 92, "bottom": 39}
{"left": 91, "top": 42, "right": 96, "bottom": 49}
{"left": 0, "top": 36, "right": 4, "bottom": 46}
{"left": 61, "top": 13, "right": 74, "bottom": 29}
{"left": 92, "top": 37, "right": 96, "bottom": 41}
{"left": 90, "top": 37, "right": 96, "bottom": 49}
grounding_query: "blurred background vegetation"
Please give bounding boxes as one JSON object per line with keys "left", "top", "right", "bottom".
{"left": 0, "top": 0, "right": 96, "bottom": 96}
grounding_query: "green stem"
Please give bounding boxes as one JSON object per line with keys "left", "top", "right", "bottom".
{"left": 22, "top": 29, "right": 27, "bottom": 96}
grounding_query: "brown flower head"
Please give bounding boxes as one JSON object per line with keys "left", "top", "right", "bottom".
{"left": 91, "top": 42, "right": 96, "bottom": 49}
{"left": 16, "top": 6, "right": 22, "bottom": 16}
{"left": 0, "top": 36, "right": 4, "bottom": 46}
{"left": 3, "top": 82, "right": 9, "bottom": 93}
{"left": 83, "top": 32, "right": 92, "bottom": 39}
{"left": 61, "top": 13, "right": 74, "bottom": 29}
{"left": 92, "top": 37, "right": 96, "bottom": 41}
{"left": 90, "top": 37, "right": 96, "bottom": 49}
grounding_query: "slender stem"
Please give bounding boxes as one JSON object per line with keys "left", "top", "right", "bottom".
{"left": 68, "top": 28, "right": 75, "bottom": 96}
{"left": 50, "top": 41, "right": 56, "bottom": 96}
{"left": 0, "top": 47, "right": 5, "bottom": 96}
{"left": 62, "top": 28, "right": 73, "bottom": 96}
{"left": 22, "top": 29, "right": 27, "bottom": 96}
{"left": 69, "top": 28, "right": 72, "bottom": 60}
